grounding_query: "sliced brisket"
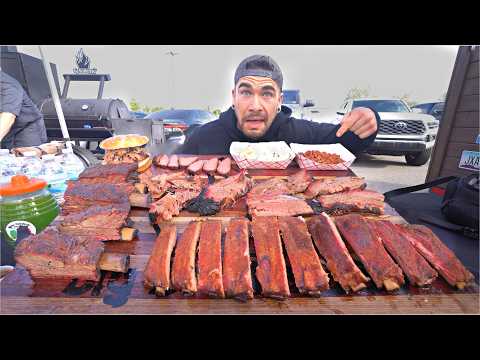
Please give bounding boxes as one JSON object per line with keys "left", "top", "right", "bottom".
{"left": 304, "top": 177, "right": 366, "bottom": 199}
{"left": 318, "top": 189, "right": 385, "bottom": 215}
{"left": 204, "top": 169, "right": 253, "bottom": 208}
{"left": 216, "top": 157, "right": 232, "bottom": 176}
{"left": 247, "top": 194, "right": 314, "bottom": 217}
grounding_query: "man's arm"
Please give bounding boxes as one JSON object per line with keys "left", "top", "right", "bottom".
{"left": 0, "top": 112, "right": 16, "bottom": 142}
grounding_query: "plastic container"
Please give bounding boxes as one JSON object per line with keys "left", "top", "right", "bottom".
{"left": 0, "top": 149, "right": 19, "bottom": 185}
{"left": 62, "top": 148, "right": 85, "bottom": 180}
{"left": 20, "top": 151, "right": 44, "bottom": 178}
{"left": 0, "top": 175, "right": 59, "bottom": 248}
{"left": 39, "top": 154, "right": 68, "bottom": 204}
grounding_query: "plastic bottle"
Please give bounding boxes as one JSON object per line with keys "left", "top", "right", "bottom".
{"left": 0, "top": 149, "right": 19, "bottom": 185}
{"left": 39, "top": 154, "right": 68, "bottom": 204}
{"left": 62, "top": 148, "right": 85, "bottom": 180}
{"left": 19, "top": 151, "right": 44, "bottom": 178}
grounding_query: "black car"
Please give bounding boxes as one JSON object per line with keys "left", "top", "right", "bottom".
{"left": 412, "top": 102, "right": 445, "bottom": 121}
{"left": 144, "top": 109, "right": 216, "bottom": 139}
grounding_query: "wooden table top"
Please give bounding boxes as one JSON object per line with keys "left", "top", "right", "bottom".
{"left": 1, "top": 162, "right": 478, "bottom": 314}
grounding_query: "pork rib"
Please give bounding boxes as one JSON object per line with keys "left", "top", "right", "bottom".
{"left": 171, "top": 221, "right": 201, "bottom": 295}
{"left": 223, "top": 218, "right": 254, "bottom": 301}
{"left": 143, "top": 225, "right": 177, "bottom": 296}
{"left": 251, "top": 216, "right": 290, "bottom": 299}
{"left": 367, "top": 220, "right": 438, "bottom": 287}
{"left": 334, "top": 214, "right": 404, "bottom": 291}
{"left": 278, "top": 216, "right": 329, "bottom": 296}
{"left": 307, "top": 213, "right": 369, "bottom": 293}
{"left": 400, "top": 224, "right": 474, "bottom": 289}
{"left": 247, "top": 194, "right": 314, "bottom": 217}
{"left": 197, "top": 221, "right": 225, "bottom": 298}
{"left": 318, "top": 189, "right": 384, "bottom": 215}
{"left": 304, "top": 177, "right": 366, "bottom": 199}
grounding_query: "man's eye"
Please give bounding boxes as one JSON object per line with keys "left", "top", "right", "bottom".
{"left": 240, "top": 90, "right": 252, "bottom": 96}
{"left": 263, "top": 92, "right": 274, "bottom": 97}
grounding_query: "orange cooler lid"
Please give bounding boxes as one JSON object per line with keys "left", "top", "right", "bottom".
{"left": 0, "top": 175, "right": 47, "bottom": 196}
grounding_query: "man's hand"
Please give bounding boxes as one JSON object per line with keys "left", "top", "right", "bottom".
{"left": 0, "top": 112, "right": 16, "bottom": 142}
{"left": 336, "top": 107, "right": 377, "bottom": 139}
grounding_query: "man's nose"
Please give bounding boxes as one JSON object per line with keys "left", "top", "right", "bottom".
{"left": 248, "top": 94, "right": 262, "bottom": 111}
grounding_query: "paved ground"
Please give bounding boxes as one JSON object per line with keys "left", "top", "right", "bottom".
{"left": 350, "top": 153, "right": 430, "bottom": 194}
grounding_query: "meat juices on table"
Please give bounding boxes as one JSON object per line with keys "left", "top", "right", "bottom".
{"left": 307, "top": 213, "right": 369, "bottom": 293}
{"left": 223, "top": 218, "right": 254, "bottom": 301}
{"left": 334, "top": 214, "right": 404, "bottom": 291}
{"left": 304, "top": 177, "right": 366, "bottom": 199}
{"left": 278, "top": 216, "right": 329, "bottom": 296}
{"left": 202, "top": 157, "right": 219, "bottom": 174}
{"left": 400, "top": 224, "right": 474, "bottom": 289}
{"left": 216, "top": 157, "right": 232, "bottom": 176}
{"left": 367, "top": 220, "right": 438, "bottom": 287}
{"left": 197, "top": 221, "right": 225, "bottom": 298}
{"left": 251, "top": 216, "right": 290, "bottom": 299}
{"left": 171, "top": 221, "right": 202, "bottom": 295}
{"left": 144, "top": 225, "right": 177, "bottom": 296}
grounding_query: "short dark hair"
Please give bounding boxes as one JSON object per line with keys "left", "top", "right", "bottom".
{"left": 234, "top": 55, "right": 283, "bottom": 90}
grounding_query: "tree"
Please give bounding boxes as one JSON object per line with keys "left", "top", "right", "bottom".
{"left": 142, "top": 105, "right": 151, "bottom": 113}
{"left": 344, "top": 87, "right": 370, "bottom": 101}
{"left": 212, "top": 109, "right": 222, "bottom": 117}
{"left": 150, "top": 106, "right": 163, "bottom": 113}
{"left": 395, "top": 93, "right": 417, "bottom": 107}
{"left": 130, "top": 98, "right": 141, "bottom": 111}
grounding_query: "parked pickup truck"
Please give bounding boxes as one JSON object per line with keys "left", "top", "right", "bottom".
{"left": 337, "top": 98, "right": 440, "bottom": 165}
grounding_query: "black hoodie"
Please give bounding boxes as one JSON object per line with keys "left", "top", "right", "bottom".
{"left": 177, "top": 105, "right": 379, "bottom": 155}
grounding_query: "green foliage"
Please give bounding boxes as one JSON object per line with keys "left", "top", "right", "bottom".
{"left": 130, "top": 99, "right": 163, "bottom": 113}
{"left": 344, "top": 87, "right": 370, "bottom": 101}
{"left": 130, "top": 98, "right": 141, "bottom": 111}
{"left": 212, "top": 109, "right": 222, "bottom": 117}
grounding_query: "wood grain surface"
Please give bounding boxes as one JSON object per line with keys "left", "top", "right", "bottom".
{"left": 1, "top": 158, "right": 478, "bottom": 314}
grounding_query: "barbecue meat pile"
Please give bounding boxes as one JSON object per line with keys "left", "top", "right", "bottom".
{"left": 317, "top": 189, "right": 385, "bottom": 215}
{"left": 59, "top": 203, "right": 131, "bottom": 241}
{"left": 15, "top": 228, "right": 104, "bottom": 281}
{"left": 304, "top": 177, "right": 366, "bottom": 199}
{"left": 104, "top": 146, "right": 149, "bottom": 164}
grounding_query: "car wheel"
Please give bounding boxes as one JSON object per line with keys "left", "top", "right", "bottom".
{"left": 405, "top": 148, "right": 432, "bottom": 166}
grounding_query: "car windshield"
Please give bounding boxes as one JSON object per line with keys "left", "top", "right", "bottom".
{"left": 352, "top": 100, "right": 410, "bottom": 113}
{"left": 145, "top": 109, "right": 215, "bottom": 125}
{"left": 413, "top": 103, "right": 434, "bottom": 114}
{"left": 282, "top": 91, "right": 300, "bottom": 104}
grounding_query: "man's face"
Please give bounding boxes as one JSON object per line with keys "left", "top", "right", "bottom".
{"left": 232, "top": 76, "right": 283, "bottom": 139}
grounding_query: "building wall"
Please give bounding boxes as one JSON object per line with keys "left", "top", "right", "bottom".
{"left": 427, "top": 46, "right": 479, "bottom": 181}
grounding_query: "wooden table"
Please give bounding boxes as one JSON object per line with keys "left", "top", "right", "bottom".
{"left": 1, "top": 164, "right": 478, "bottom": 314}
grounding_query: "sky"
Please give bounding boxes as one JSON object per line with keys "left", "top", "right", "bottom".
{"left": 17, "top": 45, "right": 459, "bottom": 111}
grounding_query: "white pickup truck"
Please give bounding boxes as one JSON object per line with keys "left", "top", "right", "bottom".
{"left": 282, "top": 89, "right": 315, "bottom": 120}
{"left": 337, "top": 98, "right": 440, "bottom": 166}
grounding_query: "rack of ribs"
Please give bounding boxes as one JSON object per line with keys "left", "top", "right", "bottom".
{"left": 204, "top": 169, "right": 253, "bottom": 208}
{"left": 59, "top": 203, "right": 131, "bottom": 241}
{"left": 334, "top": 214, "right": 404, "bottom": 291}
{"left": 143, "top": 225, "right": 177, "bottom": 296}
{"left": 307, "top": 213, "right": 369, "bottom": 293}
{"left": 367, "top": 220, "right": 438, "bottom": 287}
{"left": 171, "top": 221, "right": 202, "bottom": 295}
{"left": 223, "top": 218, "right": 254, "bottom": 301}
{"left": 251, "top": 216, "right": 290, "bottom": 299}
{"left": 78, "top": 163, "right": 138, "bottom": 185}
{"left": 278, "top": 216, "right": 329, "bottom": 296}
{"left": 317, "top": 189, "right": 385, "bottom": 215}
{"left": 15, "top": 228, "right": 105, "bottom": 281}
{"left": 304, "top": 177, "right": 366, "bottom": 199}
{"left": 62, "top": 182, "right": 130, "bottom": 215}
{"left": 400, "top": 224, "right": 474, "bottom": 289}
{"left": 247, "top": 194, "right": 314, "bottom": 217}
{"left": 197, "top": 221, "right": 225, "bottom": 298}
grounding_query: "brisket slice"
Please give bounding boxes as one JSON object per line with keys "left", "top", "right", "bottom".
{"left": 171, "top": 221, "right": 202, "bottom": 295}
{"left": 251, "top": 216, "right": 290, "bottom": 299}
{"left": 143, "top": 224, "right": 177, "bottom": 296}
{"left": 334, "top": 214, "right": 404, "bottom": 291}
{"left": 62, "top": 182, "right": 130, "bottom": 215}
{"left": 285, "top": 169, "right": 313, "bottom": 194}
{"left": 178, "top": 156, "right": 198, "bottom": 168}
{"left": 247, "top": 194, "right": 314, "bottom": 217}
{"left": 203, "top": 157, "right": 219, "bottom": 174}
{"left": 15, "top": 228, "right": 104, "bottom": 281}
{"left": 78, "top": 163, "right": 137, "bottom": 183}
{"left": 304, "top": 177, "right": 366, "bottom": 199}
{"left": 197, "top": 221, "right": 225, "bottom": 298}
{"left": 367, "top": 220, "right": 438, "bottom": 287}
{"left": 204, "top": 169, "right": 253, "bottom": 208}
{"left": 187, "top": 159, "right": 206, "bottom": 174}
{"left": 216, "top": 157, "right": 232, "bottom": 176}
{"left": 307, "top": 213, "right": 369, "bottom": 293}
{"left": 318, "top": 189, "right": 385, "bottom": 215}
{"left": 167, "top": 155, "right": 179, "bottom": 169}
{"left": 278, "top": 216, "right": 329, "bottom": 295}
{"left": 400, "top": 224, "right": 475, "bottom": 289}
{"left": 154, "top": 154, "right": 170, "bottom": 167}
{"left": 248, "top": 178, "right": 290, "bottom": 198}
{"left": 59, "top": 203, "right": 130, "bottom": 241}
{"left": 150, "top": 188, "right": 201, "bottom": 222}
{"left": 223, "top": 218, "right": 254, "bottom": 300}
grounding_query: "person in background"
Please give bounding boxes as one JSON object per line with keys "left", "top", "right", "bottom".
{"left": 178, "top": 55, "right": 379, "bottom": 155}
{"left": 1, "top": 71, "right": 48, "bottom": 149}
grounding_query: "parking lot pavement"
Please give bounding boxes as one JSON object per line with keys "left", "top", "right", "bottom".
{"left": 350, "top": 153, "right": 430, "bottom": 194}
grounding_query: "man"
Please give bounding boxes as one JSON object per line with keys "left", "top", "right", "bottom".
{"left": 0, "top": 71, "right": 48, "bottom": 149}
{"left": 178, "top": 55, "right": 378, "bottom": 155}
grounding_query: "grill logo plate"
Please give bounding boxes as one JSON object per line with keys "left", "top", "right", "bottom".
{"left": 73, "top": 48, "right": 98, "bottom": 75}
